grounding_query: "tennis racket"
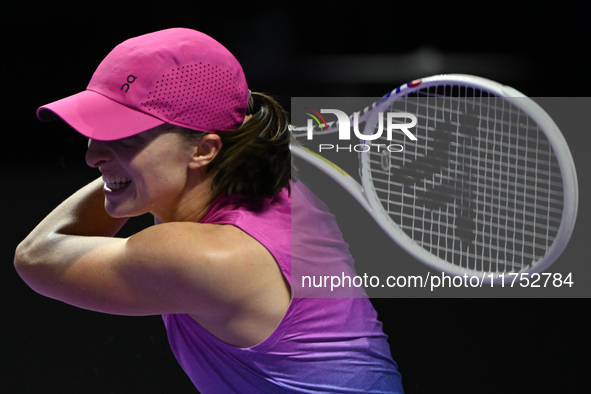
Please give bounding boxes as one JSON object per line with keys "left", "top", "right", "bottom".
{"left": 290, "top": 74, "right": 578, "bottom": 283}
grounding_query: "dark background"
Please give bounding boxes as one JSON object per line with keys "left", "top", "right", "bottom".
{"left": 3, "top": 1, "right": 589, "bottom": 393}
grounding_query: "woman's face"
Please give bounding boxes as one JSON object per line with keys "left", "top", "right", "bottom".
{"left": 85, "top": 125, "right": 196, "bottom": 221}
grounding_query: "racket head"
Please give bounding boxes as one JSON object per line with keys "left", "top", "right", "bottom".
{"left": 358, "top": 74, "right": 578, "bottom": 282}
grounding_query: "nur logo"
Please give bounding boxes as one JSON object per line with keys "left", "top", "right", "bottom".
{"left": 303, "top": 108, "right": 418, "bottom": 141}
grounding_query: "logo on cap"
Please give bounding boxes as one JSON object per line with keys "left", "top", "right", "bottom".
{"left": 121, "top": 75, "right": 137, "bottom": 93}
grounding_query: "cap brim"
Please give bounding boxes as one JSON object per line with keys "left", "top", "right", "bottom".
{"left": 37, "top": 90, "right": 165, "bottom": 141}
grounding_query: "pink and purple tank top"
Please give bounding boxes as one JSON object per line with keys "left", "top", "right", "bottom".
{"left": 163, "top": 181, "right": 404, "bottom": 393}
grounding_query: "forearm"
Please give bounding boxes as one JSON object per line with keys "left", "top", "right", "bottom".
{"left": 15, "top": 177, "right": 128, "bottom": 267}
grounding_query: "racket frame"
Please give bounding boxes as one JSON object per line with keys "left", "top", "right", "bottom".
{"left": 292, "top": 74, "right": 578, "bottom": 283}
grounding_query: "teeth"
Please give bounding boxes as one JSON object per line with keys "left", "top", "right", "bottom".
{"left": 102, "top": 174, "right": 131, "bottom": 190}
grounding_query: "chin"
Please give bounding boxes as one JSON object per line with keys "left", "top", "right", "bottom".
{"left": 104, "top": 202, "right": 142, "bottom": 219}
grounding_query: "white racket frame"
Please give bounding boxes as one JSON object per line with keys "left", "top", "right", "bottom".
{"left": 291, "top": 74, "right": 578, "bottom": 282}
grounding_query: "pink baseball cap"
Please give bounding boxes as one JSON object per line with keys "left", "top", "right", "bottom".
{"left": 37, "top": 28, "right": 249, "bottom": 141}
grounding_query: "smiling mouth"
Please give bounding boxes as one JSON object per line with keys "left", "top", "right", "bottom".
{"left": 102, "top": 175, "right": 132, "bottom": 191}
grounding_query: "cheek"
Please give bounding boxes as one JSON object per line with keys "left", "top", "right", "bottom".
{"left": 128, "top": 139, "right": 192, "bottom": 199}
{"left": 134, "top": 160, "right": 188, "bottom": 197}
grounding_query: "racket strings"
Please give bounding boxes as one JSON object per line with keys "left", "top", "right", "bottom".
{"left": 364, "top": 85, "right": 564, "bottom": 273}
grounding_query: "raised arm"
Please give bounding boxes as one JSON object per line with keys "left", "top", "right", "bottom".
{"left": 14, "top": 177, "right": 131, "bottom": 310}
{"left": 14, "top": 178, "right": 290, "bottom": 346}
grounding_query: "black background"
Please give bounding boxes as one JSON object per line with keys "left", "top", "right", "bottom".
{"left": 3, "top": 1, "right": 589, "bottom": 393}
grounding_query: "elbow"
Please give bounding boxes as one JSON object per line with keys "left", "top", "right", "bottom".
{"left": 14, "top": 233, "right": 70, "bottom": 300}
{"left": 14, "top": 240, "right": 43, "bottom": 288}
{"left": 14, "top": 240, "right": 62, "bottom": 302}
{"left": 14, "top": 241, "right": 30, "bottom": 273}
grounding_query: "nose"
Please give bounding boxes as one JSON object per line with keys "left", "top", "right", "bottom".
{"left": 85, "top": 139, "right": 113, "bottom": 168}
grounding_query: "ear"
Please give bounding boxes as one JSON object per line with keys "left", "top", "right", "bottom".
{"left": 187, "top": 133, "right": 222, "bottom": 170}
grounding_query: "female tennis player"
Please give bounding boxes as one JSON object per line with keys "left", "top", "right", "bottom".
{"left": 14, "top": 28, "right": 403, "bottom": 393}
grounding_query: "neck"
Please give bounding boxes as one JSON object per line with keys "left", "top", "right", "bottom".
{"left": 153, "top": 169, "right": 219, "bottom": 224}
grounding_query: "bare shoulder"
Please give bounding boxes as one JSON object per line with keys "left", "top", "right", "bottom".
{"left": 131, "top": 221, "right": 291, "bottom": 347}
{"left": 128, "top": 221, "right": 283, "bottom": 298}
